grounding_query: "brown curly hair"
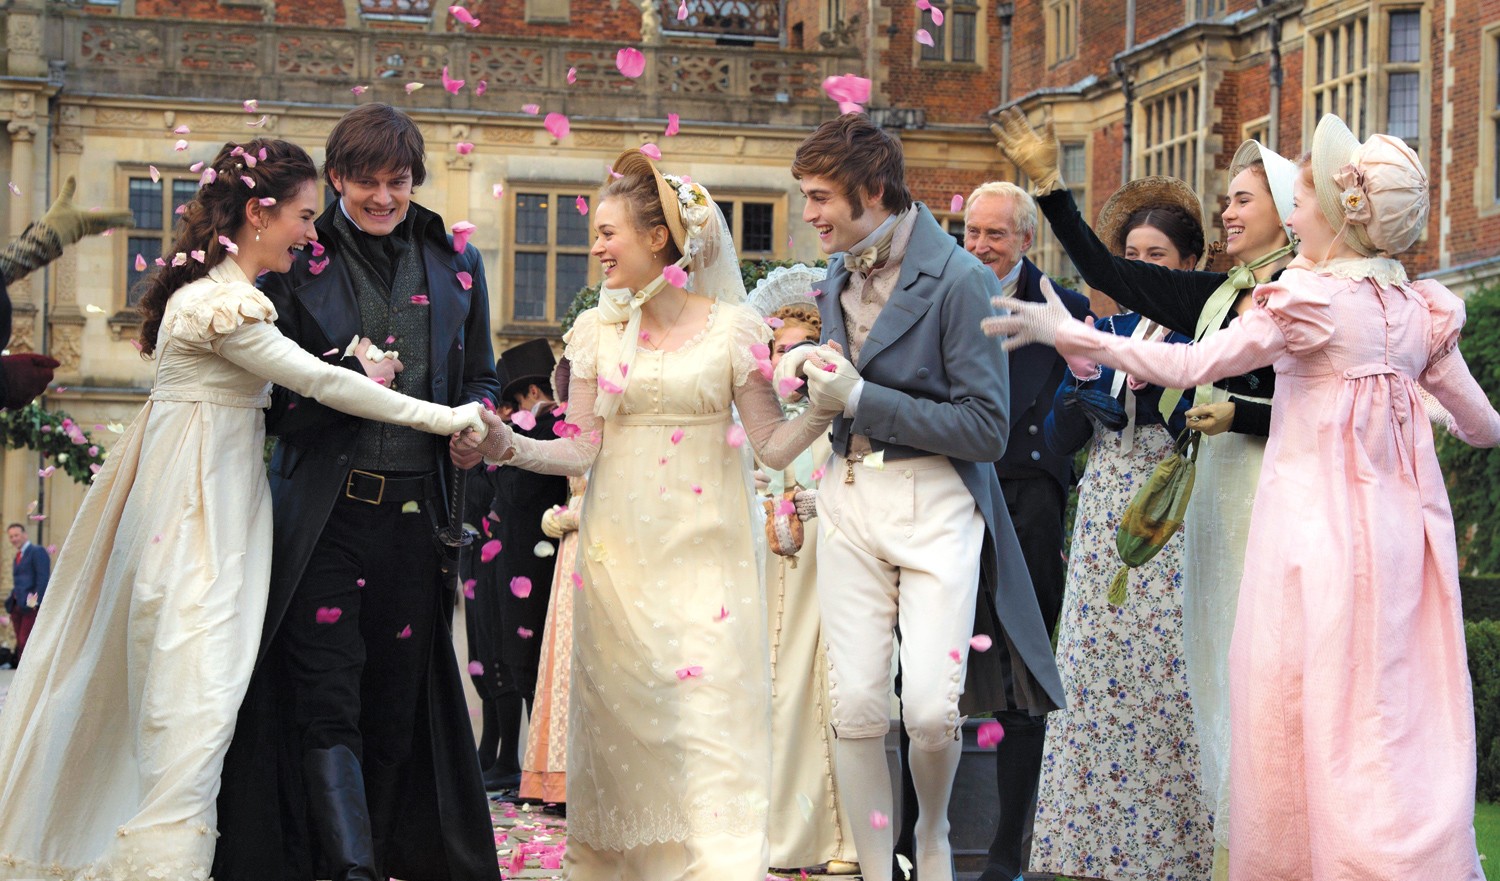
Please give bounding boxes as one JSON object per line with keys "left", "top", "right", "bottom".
{"left": 134, "top": 139, "right": 317, "bottom": 356}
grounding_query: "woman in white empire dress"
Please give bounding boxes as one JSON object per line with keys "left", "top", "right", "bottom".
{"left": 0, "top": 138, "right": 482, "bottom": 881}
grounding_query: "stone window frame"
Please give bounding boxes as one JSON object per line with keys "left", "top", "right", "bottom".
{"left": 1032, "top": 140, "right": 1088, "bottom": 284}
{"left": 715, "top": 191, "right": 788, "bottom": 263}
{"left": 1242, "top": 115, "right": 1270, "bottom": 148}
{"left": 1478, "top": 23, "right": 1500, "bottom": 218}
{"left": 1306, "top": 9, "right": 1372, "bottom": 138}
{"left": 1136, "top": 79, "right": 1204, "bottom": 194}
{"left": 1044, "top": 0, "right": 1078, "bottom": 68}
{"left": 506, "top": 186, "right": 597, "bottom": 328}
{"left": 115, "top": 166, "right": 201, "bottom": 316}
{"left": 916, "top": 0, "right": 985, "bottom": 68}
{"left": 1185, "top": 0, "right": 1225, "bottom": 21}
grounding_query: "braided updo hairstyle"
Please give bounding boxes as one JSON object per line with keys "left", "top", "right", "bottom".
{"left": 135, "top": 138, "right": 318, "bottom": 356}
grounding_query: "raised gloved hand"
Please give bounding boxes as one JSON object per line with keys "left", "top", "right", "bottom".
{"left": 476, "top": 407, "right": 516, "bottom": 462}
{"left": 803, "top": 346, "right": 862, "bottom": 416}
{"left": 990, "top": 107, "right": 1063, "bottom": 196}
{"left": 0, "top": 177, "right": 133, "bottom": 286}
{"left": 793, "top": 489, "right": 818, "bottom": 521}
{"left": 1, "top": 353, "right": 60, "bottom": 409}
{"left": 980, "top": 275, "right": 1072, "bottom": 352}
{"left": 1184, "top": 401, "right": 1235, "bottom": 436}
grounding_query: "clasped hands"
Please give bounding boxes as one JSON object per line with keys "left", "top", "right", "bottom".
{"left": 772, "top": 341, "right": 862, "bottom": 416}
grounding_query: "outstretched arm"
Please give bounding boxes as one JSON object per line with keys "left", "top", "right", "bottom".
{"left": 733, "top": 372, "right": 834, "bottom": 471}
{"left": 477, "top": 369, "right": 603, "bottom": 477}
{"left": 1421, "top": 346, "right": 1500, "bottom": 448}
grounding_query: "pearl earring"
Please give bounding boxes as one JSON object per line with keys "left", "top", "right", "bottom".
{"left": 255, "top": 228, "right": 261, "bottom": 243}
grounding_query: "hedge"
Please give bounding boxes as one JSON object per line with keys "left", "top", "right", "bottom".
{"left": 1469, "top": 619, "right": 1500, "bottom": 801}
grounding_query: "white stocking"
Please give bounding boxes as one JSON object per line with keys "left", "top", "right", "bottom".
{"left": 834, "top": 736, "right": 892, "bottom": 881}
{"left": 908, "top": 735, "right": 963, "bottom": 881}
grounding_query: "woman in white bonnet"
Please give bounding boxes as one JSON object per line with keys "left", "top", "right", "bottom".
{"left": 985, "top": 114, "right": 1499, "bottom": 880}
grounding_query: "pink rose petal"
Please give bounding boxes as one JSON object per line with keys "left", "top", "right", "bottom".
{"left": 572, "top": 571, "right": 583, "bottom": 589}
{"left": 821, "top": 74, "right": 872, "bottom": 113}
{"left": 517, "top": 626, "right": 534, "bottom": 639}
{"left": 258, "top": 197, "right": 277, "bottom": 207}
{"left": 616, "top": 46, "right": 646, "bottom": 79}
{"left": 543, "top": 112, "right": 570, "bottom": 139}
{"left": 567, "top": 67, "right": 578, "bottom": 84}
{"left": 522, "top": 103, "right": 541, "bottom": 115}
{"left": 775, "top": 499, "right": 796, "bottom": 517}
{"left": 677, "top": 0, "right": 688, "bottom": 19}
{"left": 405, "top": 82, "right": 424, "bottom": 94}
{"left": 463, "top": 579, "right": 476, "bottom": 599}
{"left": 475, "top": 79, "right": 488, "bottom": 97}
{"left": 662, "top": 264, "right": 688, "bottom": 287}
{"left": 240, "top": 175, "right": 256, "bottom": 188}
{"left": 308, "top": 256, "right": 330, "bottom": 275}
{"left": 455, "top": 141, "right": 474, "bottom": 155}
{"left": 812, "top": 465, "right": 826, "bottom": 481}
{"left": 726, "top": 425, "right": 746, "bottom": 448}
{"left": 977, "top": 720, "right": 1006, "bottom": 748}
{"left": 134, "top": 253, "right": 147, "bottom": 271}
{"left": 640, "top": 143, "right": 662, "bottom": 160}
{"left": 449, "top": 5, "right": 481, "bottom": 28}
{"left": 948, "top": 649, "right": 962, "bottom": 662}
{"left": 351, "top": 84, "right": 370, "bottom": 95}
{"left": 492, "top": 183, "right": 505, "bottom": 199}
{"left": 452, "top": 221, "right": 476, "bottom": 252}
{"left": 480, "top": 538, "right": 503, "bottom": 563}
{"left": 174, "top": 124, "right": 191, "bottom": 134}
{"left": 190, "top": 249, "right": 207, "bottom": 264}
{"left": 510, "top": 576, "right": 533, "bottom": 598}
{"left": 456, "top": 271, "right": 473, "bottom": 290}
{"left": 931, "top": 6, "right": 945, "bottom": 25}
{"left": 916, "top": 28, "right": 935, "bottom": 47}
{"left": 714, "top": 606, "right": 730, "bottom": 621}
{"left": 598, "top": 378, "right": 624, "bottom": 394}
{"left": 675, "top": 665, "right": 703, "bottom": 680}
{"left": 970, "top": 634, "right": 993, "bottom": 652}
{"left": 691, "top": 484, "right": 702, "bottom": 494}
{"left": 315, "top": 607, "right": 342, "bottom": 624}
{"left": 174, "top": 139, "right": 189, "bottom": 151}
{"left": 243, "top": 98, "right": 259, "bottom": 113}
{"left": 441, "top": 65, "right": 466, "bottom": 94}
{"left": 870, "top": 810, "right": 890, "bottom": 829}
{"left": 576, "top": 195, "right": 588, "bottom": 215}
{"left": 670, "top": 428, "right": 685, "bottom": 444}
{"left": 310, "top": 240, "right": 325, "bottom": 257}
{"left": 665, "top": 113, "right": 680, "bottom": 136}
{"left": 149, "top": 165, "right": 161, "bottom": 183}
{"left": 468, "top": 660, "right": 485, "bottom": 676}
{"left": 777, "top": 376, "right": 805, "bottom": 396}
{"left": 950, "top": 193, "right": 965, "bottom": 213}
{"left": 410, "top": 294, "right": 430, "bottom": 305}
{"left": 512, "top": 409, "right": 537, "bottom": 430}
{"left": 396, "top": 625, "right": 412, "bottom": 639}
{"left": 218, "top": 235, "right": 239, "bottom": 255}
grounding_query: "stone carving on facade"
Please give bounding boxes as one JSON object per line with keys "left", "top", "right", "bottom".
{"left": 277, "top": 35, "right": 358, "bottom": 78}
{"left": 576, "top": 131, "right": 624, "bottom": 148}
{"left": 467, "top": 45, "right": 547, "bottom": 87}
{"left": 51, "top": 255, "right": 79, "bottom": 309}
{"left": 639, "top": 0, "right": 662, "bottom": 45}
{"left": 48, "top": 320, "right": 84, "bottom": 375}
{"left": 79, "top": 24, "right": 165, "bottom": 69}
{"left": 95, "top": 108, "right": 150, "bottom": 127}
{"left": 54, "top": 105, "right": 85, "bottom": 155}
{"left": 659, "top": 54, "right": 731, "bottom": 94}
{"left": 7, "top": 13, "right": 42, "bottom": 55}
{"left": 181, "top": 29, "right": 261, "bottom": 73}
{"left": 481, "top": 127, "right": 537, "bottom": 144}
{"left": 8, "top": 309, "right": 36, "bottom": 354}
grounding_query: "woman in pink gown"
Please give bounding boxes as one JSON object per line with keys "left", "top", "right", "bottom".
{"left": 986, "top": 114, "right": 1498, "bottom": 880}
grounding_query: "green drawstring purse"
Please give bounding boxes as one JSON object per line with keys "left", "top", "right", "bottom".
{"left": 1110, "top": 429, "right": 1200, "bottom": 605}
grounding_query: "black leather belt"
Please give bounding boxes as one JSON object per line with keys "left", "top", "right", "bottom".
{"left": 344, "top": 470, "right": 437, "bottom": 506}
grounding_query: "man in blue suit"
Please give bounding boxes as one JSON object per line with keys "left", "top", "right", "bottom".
{"left": 782, "top": 115, "right": 1065, "bottom": 881}
{"left": 962, "top": 182, "right": 1091, "bottom": 881}
{"left": 7, "top": 523, "right": 50, "bottom": 665}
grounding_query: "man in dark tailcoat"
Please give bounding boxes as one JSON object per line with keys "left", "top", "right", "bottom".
{"left": 214, "top": 103, "right": 501, "bottom": 881}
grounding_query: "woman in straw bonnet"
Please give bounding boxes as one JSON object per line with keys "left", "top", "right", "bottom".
{"left": 986, "top": 114, "right": 1497, "bottom": 880}
{"left": 470, "top": 150, "right": 850, "bottom": 880}
{"left": 993, "top": 109, "right": 1300, "bottom": 870}
{"left": 1029, "top": 177, "right": 1214, "bottom": 881}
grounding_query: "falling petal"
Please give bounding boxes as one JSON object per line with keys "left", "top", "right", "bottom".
{"left": 351, "top": 84, "right": 370, "bottom": 95}
{"left": 452, "top": 220, "right": 476, "bottom": 252}
{"left": 543, "top": 112, "right": 570, "bottom": 139}
{"left": 511, "top": 576, "right": 532, "bottom": 598}
{"left": 675, "top": 665, "right": 703, "bottom": 680}
{"left": 174, "top": 124, "right": 191, "bottom": 134}
{"left": 455, "top": 141, "right": 474, "bottom": 155}
{"left": 449, "top": 4, "right": 481, "bottom": 27}
{"left": 441, "top": 66, "right": 466, "bottom": 94}
{"left": 750, "top": 342, "right": 771, "bottom": 359}
{"left": 247, "top": 115, "right": 269, "bottom": 128}
{"left": 174, "top": 139, "right": 189, "bottom": 151}
{"left": 670, "top": 428, "right": 685, "bottom": 445}
{"left": 812, "top": 465, "right": 826, "bottom": 482}
{"left": 310, "top": 240, "right": 325, "bottom": 257}
{"left": 678, "top": 0, "right": 688, "bottom": 18}
{"left": 948, "top": 649, "right": 962, "bottom": 662}
{"left": 572, "top": 571, "right": 583, "bottom": 589}
{"left": 315, "top": 607, "right": 342, "bottom": 624}
{"left": 522, "top": 103, "right": 541, "bottom": 115}
{"left": 575, "top": 195, "right": 588, "bottom": 215}
{"left": 950, "top": 193, "right": 965, "bottom": 213}
{"left": 243, "top": 98, "right": 259, "bottom": 113}
{"left": 916, "top": 0, "right": 930, "bottom": 8}
{"left": 976, "top": 720, "right": 1006, "bottom": 748}
{"left": 308, "top": 256, "right": 330, "bottom": 275}
{"left": 456, "top": 270, "right": 473, "bottom": 290}
{"left": 321, "top": 347, "right": 339, "bottom": 357}
{"left": 615, "top": 46, "right": 646, "bottom": 79}
{"left": 480, "top": 538, "right": 503, "bottom": 563}
{"left": 691, "top": 484, "right": 702, "bottom": 494}
{"left": 915, "top": 28, "right": 934, "bottom": 46}
{"left": 639, "top": 143, "right": 662, "bottom": 160}
{"left": 86, "top": 303, "right": 107, "bottom": 314}
{"left": 534, "top": 541, "right": 556, "bottom": 558}
{"left": 463, "top": 579, "right": 476, "bottom": 599}
{"left": 765, "top": 316, "right": 783, "bottom": 328}
{"left": 468, "top": 660, "right": 485, "bottom": 676}
{"left": 970, "top": 634, "right": 993, "bottom": 652}
{"left": 517, "top": 626, "right": 535, "bottom": 639}
{"left": 396, "top": 625, "right": 412, "bottom": 639}
{"left": 37, "top": 466, "right": 55, "bottom": 479}
{"left": 870, "top": 810, "right": 890, "bottom": 830}
{"left": 153, "top": 258, "right": 166, "bottom": 267}
{"left": 821, "top": 74, "right": 872, "bottom": 113}
{"left": 714, "top": 605, "right": 730, "bottom": 622}
{"left": 405, "top": 82, "right": 424, "bottom": 94}
{"left": 135, "top": 253, "right": 148, "bottom": 271}
{"left": 410, "top": 294, "right": 430, "bottom": 305}
{"left": 512, "top": 409, "right": 537, "bottom": 430}
{"left": 777, "top": 376, "right": 805, "bottom": 397}
{"left": 149, "top": 165, "right": 161, "bottom": 183}
{"left": 475, "top": 79, "right": 488, "bottom": 97}
{"left": 726, "top": 424, "right": 746, "bottom": 448}
{"left": 665, "top": 113, "right": 680, "bottom": 136}
{"left": 662, "top": 264, "right": 688, "bottom": 287}
{"left": 931, "top": 6, "right": 944, "bottom": 25}
{"left": 190, "top": 161, "right": 205, "bottom": 172}
{"left": 567, "top": 67, "right": 578, "bottom": 84}
{"left": 492, "top": 183, "right": 505, "bottom": 199}
{"left": 598, "top": 378, "right": 623, "bottom": 394}
{"left": 897, "top": 854, "right": 914, "bottom": 880}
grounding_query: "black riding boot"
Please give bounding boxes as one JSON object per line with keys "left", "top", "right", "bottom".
{"left": 303, "top": 745, "right": 380, "bottom": 881}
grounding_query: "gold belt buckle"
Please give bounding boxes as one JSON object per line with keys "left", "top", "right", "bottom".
{"left": 345, "top": 469, "right": 386, "bottom": 505}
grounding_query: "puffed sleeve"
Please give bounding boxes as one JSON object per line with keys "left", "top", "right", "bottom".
{"left": 1413, "top": 279, "right": 1500, "bottom": 447}
{"left": 165, "top": 282, "right": 278, "bottom": 344}
{"left": 725, "top": 304, "right": 775, "bottom": 389}
{"left": 562, "top": 308, "right": 601, "bottom": 380}
{"left": 1052, "top": 271, "right": 1334, "bottom": 390}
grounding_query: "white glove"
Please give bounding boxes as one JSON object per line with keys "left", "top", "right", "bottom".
{"left": 447, "top": 401, "right": 488, "bottom": 439}
{"left": 793, "top": 489, "right": 818, "bottom": 521}
{"left": 1418, "top": 386, "right": 1455, "bottom": 432}
{"left": 753, "top": 468, "right": 771, "bottom": 494}
{"left": 803, "top": 347, "right": 861, "bottom": 416}
{"left": 980, "top": 275, "right": 1072, "bottom": 352}
{"left": 541, "top": 504, "right": 569, "bottom": 539}
{"left": 476, "top": 408, "right": 516, "bottom": 462}
{"left": 772, "top": 345, "right": 819, "bottom": 400}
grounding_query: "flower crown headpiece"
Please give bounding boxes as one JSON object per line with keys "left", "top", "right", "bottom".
{"left": 661, "top": 174, "right": 715, "bottom": 258}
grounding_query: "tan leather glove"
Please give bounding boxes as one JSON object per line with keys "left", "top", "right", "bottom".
{"left": 990, "top": 107, "right": 1064, "bottom": 196}
{"left": 1184, "top": 401, "right": 1234, "bottom": 436}
{"left": 0, "top": 177, "right": 133, "bottom": 286}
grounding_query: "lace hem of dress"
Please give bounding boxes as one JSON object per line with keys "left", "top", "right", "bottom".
{"left": 0, "top": 822, "right": 215, "bottom": 881}
{"left": 567, "top": 791, "right": 768, "bottom": 852}
{"left": 1315, "top": 256, "right": 1408, "bottom": 286}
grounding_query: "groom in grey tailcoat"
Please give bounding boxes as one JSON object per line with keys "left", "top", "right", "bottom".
{"left": 783, "top": 114, "right": 1064, "bottom": 881}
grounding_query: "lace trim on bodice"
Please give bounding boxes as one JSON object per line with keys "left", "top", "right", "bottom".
{"left": 1311, "top": 256, "right": 1408, "bottom": 286}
